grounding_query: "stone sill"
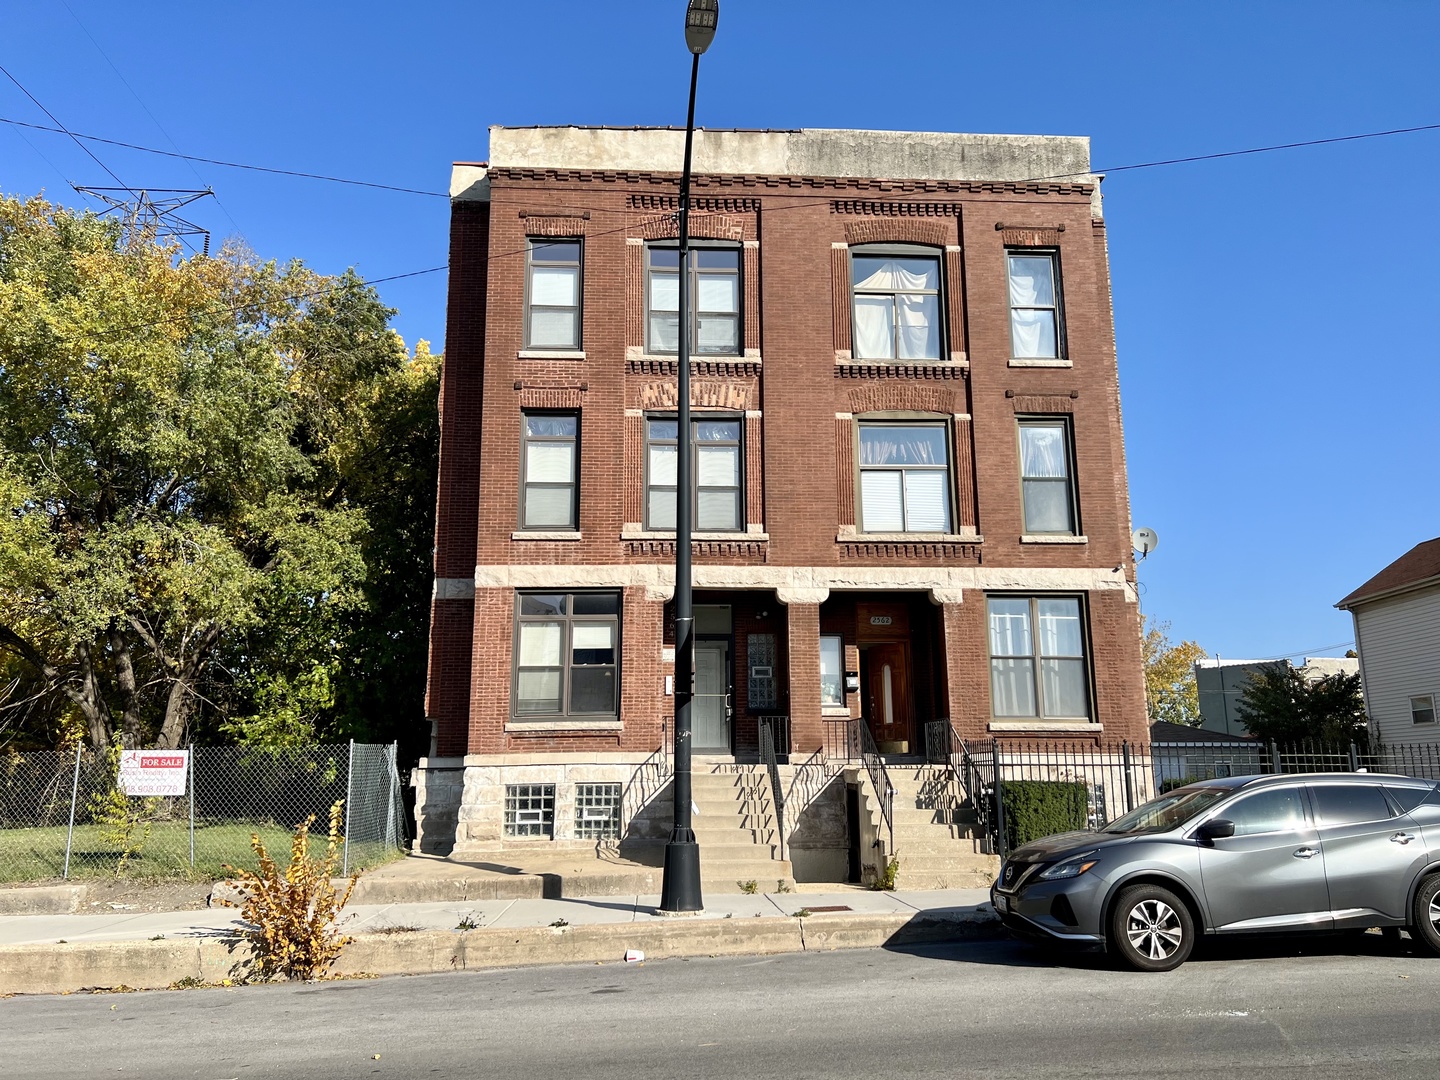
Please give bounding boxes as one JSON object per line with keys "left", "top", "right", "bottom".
{"left": 837, "top": 527, "right": 981, "bottom": 544}
{"left": 632, "top": 352, "right": 755, "bottom": 364}
{"left": 518, "top": 349, "right": 585, "bottom": 360}
{"left": 622, "top": 530, "right": 769, "bottom": 542}
{"left": 505, "top": 720, "right": 624, "bottom": 732}
{"left": 1020, "top": 534, "right": 1087, "bottom": 544}
{"left": 987, "top": 722, "right": 1102, "bottom": 733}
{"left": 460, "top": 752, "right": 657, "bottom": 766}
{"left": 821, "top": 707, "right": 852, "bottom": 718}
{"left": 1007, "top": 357, "right": 1072, "bottom": 368}
{"left": 512, "top": 531, "right": 583, "bottom": 541}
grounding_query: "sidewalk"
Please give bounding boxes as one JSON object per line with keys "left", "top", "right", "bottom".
{"left": 0, "top": 858, "right": 1000, "bottom": 995}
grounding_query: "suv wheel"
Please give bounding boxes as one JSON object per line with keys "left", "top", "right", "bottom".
{"left": 1110, "top": 884, "right": 1194, "bottom": 972}
{"left": 1410, "top": 875, "right": 1440, "bottom": 955}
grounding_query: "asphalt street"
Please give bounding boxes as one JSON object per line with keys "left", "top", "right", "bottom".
{"left": 5, "top": 933, "right": 1439, "bottom": 1079}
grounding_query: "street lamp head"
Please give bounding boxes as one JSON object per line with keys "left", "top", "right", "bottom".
{"left": 685, "top": 0, "right": 719, "bottom": 55}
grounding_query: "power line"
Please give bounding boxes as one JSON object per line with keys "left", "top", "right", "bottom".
{"left": 0, "top": 64, "right": 136, "bottom": 198}
{"left": 0, "top": 115, "right": 447, "bottom": 198}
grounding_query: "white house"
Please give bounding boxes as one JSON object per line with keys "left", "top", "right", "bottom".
{"left": 1337, "top": 538, "right": 1440, "bottom": 745}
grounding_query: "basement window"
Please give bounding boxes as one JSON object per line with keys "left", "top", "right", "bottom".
{"left": 504, "top": 784, "right": 555, "bottom": 838}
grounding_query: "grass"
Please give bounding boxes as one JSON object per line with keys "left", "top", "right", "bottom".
{"left": 0, "top": 819, "right": 404, "bottom": 884}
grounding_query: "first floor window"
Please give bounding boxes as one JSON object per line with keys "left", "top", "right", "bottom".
{"left": 988, "top": 596, "right": 1090, "bottom": 719}
{"left": 1018, "top": 418, "right": 1077, "bottom": 534}
{"left": 820, "top": 634, "right": 844, "bottom": 706}
{"left": 645, "top": 415, "right": 743, "bottom": 531}
{"left": 513, "top": 592, "right": 619, "bottom": 718}
{"left": 858, "top": 421, "right": 951, "bottom": 533}
{"left": 1412, "top": 696, "right": 1436, "bottom": 725}
{"left": 1007, "top": 250, "right": 1062, "bottom": 359}
{"left": 520, "top": 412, "right": 578, "bottom": 529}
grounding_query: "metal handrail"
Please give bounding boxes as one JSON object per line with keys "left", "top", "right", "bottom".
{"left": 853, "top": 719, "right": 895, "bottom": 855}
{"left": 757, "top": 717, "right": 786, "bottom": 863}
{"left": 955, "top": 730, "right": 999, "bottom": 853}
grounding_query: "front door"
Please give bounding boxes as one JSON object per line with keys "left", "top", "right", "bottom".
{"left": 866, "top": 642, "right": 912, "bottom": 748}
{"left": 693, "top": 640, "right": 732, "bottom": 753}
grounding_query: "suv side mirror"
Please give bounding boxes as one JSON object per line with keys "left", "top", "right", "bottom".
{"left": 1196, "top": 818, "right": 1235, "bottom": 842}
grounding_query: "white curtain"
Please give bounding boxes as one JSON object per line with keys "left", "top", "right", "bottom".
{"left": 859, "top": 426, "right": 946, "bottom": 466}
{"left": 853, "top": 259, "right": 939, "bottom": 360}
{"left": 1019, "top": 426, "right": 1066, "bottom": 479}
{"left": 1008, "top": 256, "right": 1057, "bottom": 358}
{"left": 1037, "top": 599, "right": 1083, "bottom": 657}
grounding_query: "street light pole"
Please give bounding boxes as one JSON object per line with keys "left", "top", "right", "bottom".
{"left": 660, "top": 0, "right": 718, "bottom": 915}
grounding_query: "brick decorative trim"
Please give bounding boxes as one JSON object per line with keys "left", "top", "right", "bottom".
{"left": 624, "top": 412, "right": 643, "bottom": 525}
{"left": 835, "top": 362, "right": 966, "bottom": 380}
{"left": 633, "top": 213, "right": 747, "bottom": 242}
{"left": 945, "top": 247, "right": 967, "bottom": 355}
{"left": 831, "top": 245, "right": 852, "bottom": 354}
{"left": 628, "top": 194, "right": 761, "bottom": 213}
{"left": 847, "top": 384, "right": 958, "bottom": 415}
{"left": 519, "top": 387, "right": 584, "bottom": 409}
{"left": 626, "top": 239, "right": 643, "bottom": 348}
{"left": 843, "top": 219, "right": 951, "bottom": 247}
{"left": 833, "top": 200, "right": 962, "bottom": 217}
{"left": 837, "top": 541, "right": 983, "bottom": 562}
{"left": 743, "top": 243, "right": 760, "bottom": 352}
{"left": 746, "top": 416, "right": 764, "bottom": 527}
{"left": 519, "top": 213, "right": 589, "bottom": 236}
{"left": 835, "top": 417, "right": 855, "bottom": 526}
{"left": 1000, "top": 226, "right": 1063, "bottom": 247}
{"left": 1012, "top": 394, "right": 1076, "bottom": 413}
{"left": 954, "top": 415, "right": 976, "bottom": 530}
{"left": 624, "top": 539, "right": 770, "bottom": 559}
{"left": 638, "top": 379, "right": 754, "bottom": 410}
{"left": 627, "top": 358, "right": 762, "bottom": 377}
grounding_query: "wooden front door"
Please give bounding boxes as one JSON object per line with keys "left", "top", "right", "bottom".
{"left": 866, "top": 642, "right": 912, "bottom": 747}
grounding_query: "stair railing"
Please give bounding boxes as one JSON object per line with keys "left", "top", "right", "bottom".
{"left": 757, "top": 716, "right": 787, "bottom": 862}
{"left": 853, "top": 718, "right": 895, "bottom": 856}
{"left": 958, "top": 732, "right": 1003, "bottom": 855}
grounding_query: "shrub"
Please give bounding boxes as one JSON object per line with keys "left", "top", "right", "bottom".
{"left": 1002, "top": 780, "right": 1090, "bottom": 850}
{"left": 219, "top": 799, "right": 359, "bottom": 981}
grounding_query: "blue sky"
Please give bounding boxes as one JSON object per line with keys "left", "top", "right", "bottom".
{"left": 3, "top": 1, "right": 1436, "bottom": 663}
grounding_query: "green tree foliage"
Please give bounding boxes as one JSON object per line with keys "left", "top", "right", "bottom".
{"left": 1142, "top": 618, "right": 1206, "bottom": 726}
{"left": 1235, "top": 662, "right": 1369, "bottom": 746}
{"left": 0, "top": 196, "right": 438, "bottom": 753}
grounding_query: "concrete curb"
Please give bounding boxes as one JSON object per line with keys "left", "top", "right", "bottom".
{"left": 0, "top": 910, "right": 1000, "bottom": 995}
{"left": 0, "top": 886, "right": 87, "bottom": 916}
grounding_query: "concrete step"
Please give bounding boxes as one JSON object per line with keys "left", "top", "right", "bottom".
{"left": 890, "top": 832, "right": 986, "bottom": 851}
{"left": 892, "top": 868, "right": 997, "bottom": 890}
{"left": 889, "top": 851, "right": 995, "bottom": 872}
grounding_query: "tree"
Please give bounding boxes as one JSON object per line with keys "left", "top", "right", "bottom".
{"left": 0, "top": 195, "right": 436, "bottom": 752}
{"left": 1142, "top": 619, "right": 1206, "bottom": 726}
{"left": 1234, "top": 662, "right": 1369, "bottom": 746}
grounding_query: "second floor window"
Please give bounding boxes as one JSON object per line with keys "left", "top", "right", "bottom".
{"left": 857, "top": 422, "right": 951, "bottom": 533}
{"left": 1018, "top": 418, "right": 1077, "bottom": 534}
{"left": 1007, "top": 251, "right": 1062, "bottom": 359}
{"left": 526, "top": 239, "right": 581, "bottom": 349}
{"left": 851, "top": 250, "right": 942, "bottom": 360}
{"left": 646, "top": 416, "right": 743, "bottom": 532}
{"left": 646, "top": 245, "right": 741, "bottom": 355}
{"left": 520, "top": 413, "right": 578, "bottom": 529}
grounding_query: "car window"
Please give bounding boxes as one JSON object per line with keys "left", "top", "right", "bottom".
{"left": 1102, "top": 787, "right": 1231, "bottom": 835}
{"left": 1309, "top": 784, "right": 1393, "bottom": 826}
{"left": 1387, "top": 784, "right": 1432, "bottom": 813}
{"left": 1225, "top": 788, "right": 1308, "bottom": 836}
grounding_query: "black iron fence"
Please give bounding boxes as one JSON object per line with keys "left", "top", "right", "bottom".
{"left": 923, "top": 724, "right": 1440, "bottom": 856}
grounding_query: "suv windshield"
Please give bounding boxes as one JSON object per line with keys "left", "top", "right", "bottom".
{"left": 1102, "top": 787, "right": 1231, "bottom": 836}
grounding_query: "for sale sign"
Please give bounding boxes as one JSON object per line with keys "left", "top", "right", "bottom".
{"left": 118, "top": 750, "right": 189, "bottom": 796}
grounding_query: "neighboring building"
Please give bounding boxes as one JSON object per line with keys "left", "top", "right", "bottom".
{"left": 1338, "top": 537, "right": 1440, "bottom": 746}
{"left": 1194, "top": 656, "right": 1361, "bottom": 737}
{"left": 418, "top": 126, "right": 1148, "bottom": 879}
{"left": 1149, "top": 720, "right": 1258, "bottom": 789}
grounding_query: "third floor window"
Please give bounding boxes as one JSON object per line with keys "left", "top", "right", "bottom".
{"left": 851, "top": 248, "right": 942, "bottom": 361}
{"left": 526, "top": 239, "right": 582, "bottom": 349}
{"left": 646, "top": 244, "right": 741, "bottom": 355}
{"left": 1007, "top": 251, "right": 1063, "bottom": 359}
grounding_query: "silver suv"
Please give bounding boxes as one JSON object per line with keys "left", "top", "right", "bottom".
{"left": 990, "top": 772, "right": 1440, "bottom": 971}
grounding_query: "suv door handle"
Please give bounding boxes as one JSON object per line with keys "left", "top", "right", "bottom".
{"left": 1391, "top": 832, "right": 1416, "bottom": 845}
{"left": 1293, "top": 847, "right": 1318, "bottom": 859}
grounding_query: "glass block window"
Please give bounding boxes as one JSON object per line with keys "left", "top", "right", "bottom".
{"left": 504, "top": 784, "right": 555, "bottom": 838}
{"left": 574, "top": 782, "right": 622, "bottom": 840}
{"left": 747, "top": 633, "right": 778, "bottom": 711}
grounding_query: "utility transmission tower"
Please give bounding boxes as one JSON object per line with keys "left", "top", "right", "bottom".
{"left": 73, "top": 186, "right": 214, "bottom": 255}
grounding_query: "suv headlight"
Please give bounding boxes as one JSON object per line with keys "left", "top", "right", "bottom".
{"left": 1036, "top": 852, "right": 1100, "bottom": 881}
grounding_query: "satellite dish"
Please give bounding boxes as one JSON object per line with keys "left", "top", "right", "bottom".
{"left": 1132, "top": 527, "right": 1159, "bottom": 558}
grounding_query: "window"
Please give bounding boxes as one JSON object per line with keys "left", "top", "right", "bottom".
{"left": 513, "top": 592, "right": 619, "bottom": 718}
{"left": 1310, "top": 784, "right": 1393, "bottom": 826}
{"left": 646, "top": 244, "right": 740, "bottom": 355}
{"left": 1007, "top": 251, "right": 1062, "bottom": 359}
{"left": 1222, "top": 788, "right": 1308, "bottom": 836}
{"left": 520, "top": 413, "right": 578, "bottom": 529}
{"left": 747, "top": 633, "right": 778, "bottom": 711}
{"left": 988, "top": 596, "right": 1089, "bottom": 719}
{"left": 526, "top": 240, "right": 581, "bottom": 349}
{"left": 574, "top": 783, "right": 622, "bottom": 840}
{"left": 1411, "top": 695, "right": 1436, "bottom": 725}
{"left": 504, "top": 784, "right": 555, "bottom": 838}
{"left": 820, "top": 635, "right": 844, "bottom": 706}
{"left": 857, "top": 422, "right": 951, "bottom": 533}
{"left": 851, "top": 249, "right": 942, "bottom": 360}
{"left": 645, "top": 416, "right": 743, "bottom": 531}
{"left": 1018, "top": 419, "right": 1077, "bottom": 534}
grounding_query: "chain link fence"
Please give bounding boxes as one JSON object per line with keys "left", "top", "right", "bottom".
{"left": 0, "top": 742, "right": 407, "bottom": 884}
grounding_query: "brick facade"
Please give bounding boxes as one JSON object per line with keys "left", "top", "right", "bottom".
{"left": 421, "top": 128, "right": 1147, "bottom": 852}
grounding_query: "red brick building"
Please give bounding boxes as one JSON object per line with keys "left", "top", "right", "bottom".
{"left": 418, "top": 126, "right": 1147, "bottom": 879}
